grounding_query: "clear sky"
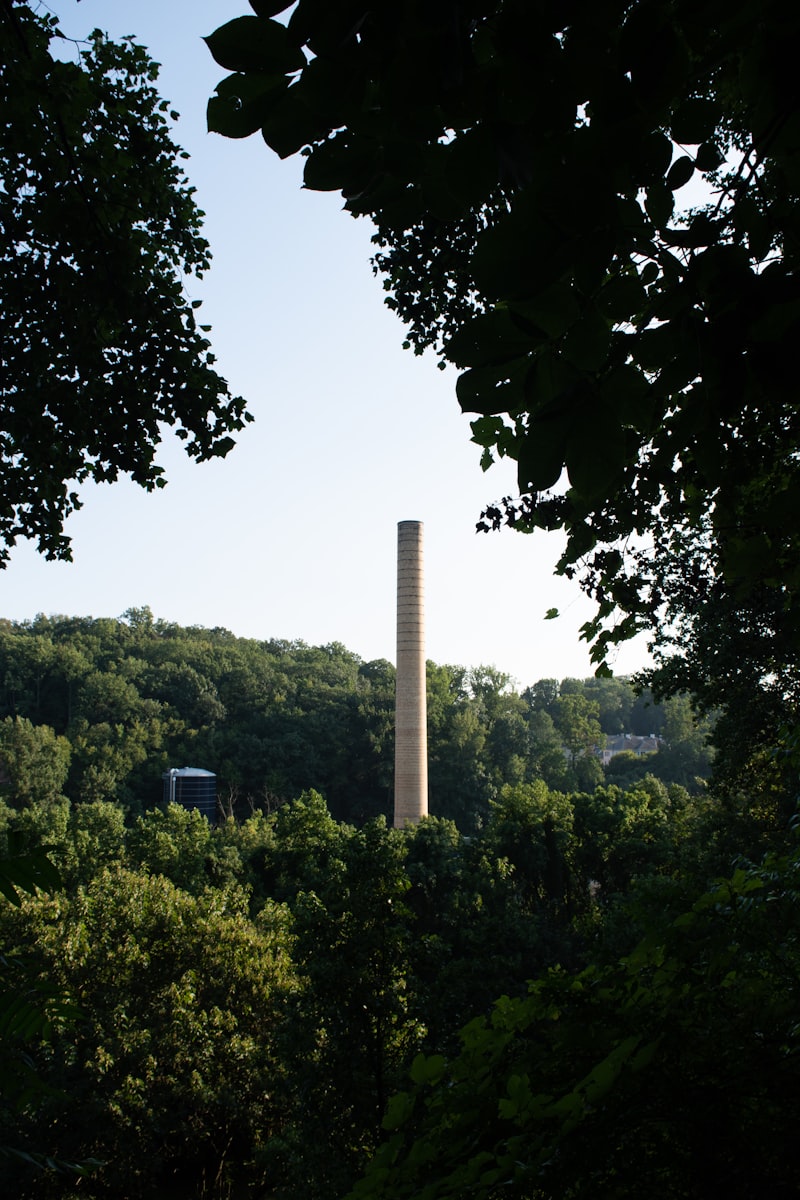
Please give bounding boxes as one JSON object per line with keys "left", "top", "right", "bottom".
{"left": 2, "top": 0, "right": 651, "bottom": 687}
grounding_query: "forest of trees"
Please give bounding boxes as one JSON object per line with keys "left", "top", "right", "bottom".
{"left": 0, "top": 610, "right": 794, "bottom": 1197}
{"left": 0, "top": 609, "right": 712, "bottom": 829}
{"left": 4, "top": 0, "right": 800, "bottom": 1196}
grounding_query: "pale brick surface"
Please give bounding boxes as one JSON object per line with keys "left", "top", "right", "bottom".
{"left": 394, "top": 520, "right": 428, "bottom": 827}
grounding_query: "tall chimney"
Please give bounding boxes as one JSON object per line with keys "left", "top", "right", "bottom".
{"left": 394, "top": 520, "right": 428, "bottom": 827}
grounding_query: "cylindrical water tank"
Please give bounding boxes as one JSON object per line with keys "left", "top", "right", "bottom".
{"left": 162, "top": 767, "right": 217, "bottom": 825}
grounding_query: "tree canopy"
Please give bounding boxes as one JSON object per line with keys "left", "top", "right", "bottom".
{"left": 0, "top": 612, "right": 712, "bottom": 826}
{"left": 0, "top": 617, "right": 788, "bottom": 1199}
{"left": 347, "top": 846, "right": 800, "bottom": 1200}
{"left": 205, "top": 0, "right": 800, "bottom": 697}
{"left": 0, "top": 1, "right": 251, "bottom": 564}
{"left": 0, "top": 759, "right": 750, "bottom": 1197}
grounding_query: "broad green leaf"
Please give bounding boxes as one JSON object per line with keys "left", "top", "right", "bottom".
{"left": 410, "top": 1053, "right": 447, "bottom": 1085}
{"left": 616, "top": 196, "right": 649, "bottom": 236}
{"left": 733, "top": 197, "right": 772, "bottom": 260}
{"left": 382, "top": 1090, "right": 415, "bottom": 1131}
{"left": 414, "top": 164, "right": 468, "bottom": 222}
{"left": 691, "top": 430, "right": 725, "bottom": 486}
{"left": 550, "top": 1088, "right": 583, "bottom": 1131}
{"left": 722, "top": 535, "right": 779, "bottom": 585}
{"left": 580, "top": 1035, "right": 641, "bottom": 1105}
{"left": 470, "top": 415, "right": 507, "bottom": 447}
{"left": 640, "top": 260, "right": 660, "bottom": 285}
{"left": 526, "top": 348, "right": 582, "bottom": 410}
{"left": 472, "top": 193, "right": 570, "bottom": 299}
{"left": 444, "top": 126, "right": 501, "bottom": 208}
{"left": 303, "top": 134, "right": 372, "bottom": 193}
{"left": 631, "top": 1038, "right": 662, "bottom": 1073}
{"left": 631, "top": 322, "right": 679, "bottom": 371}
{"left": 662, "top": 211, "right": 718, "bottom": 250}
{"left": 749, "top": 298, "right": 800, "bottom": 343}
{"left": 636, "top": 130, "right": 674, "bottom": 181}
{"left": 627, "top": 20, "right": 690, "bottom": 109}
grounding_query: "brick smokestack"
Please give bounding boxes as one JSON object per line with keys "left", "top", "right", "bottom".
{"left": 394, "top": 520, "right": 428, "bottom": 827}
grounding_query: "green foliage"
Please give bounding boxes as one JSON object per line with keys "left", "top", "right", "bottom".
{"left": 553, "top": 693, "right": 602, "bottom": 764}
{"left": 583, "top": 675, "right": 635, "bottom": 734}
{"left": 0, "top": 2, "right": 251, "bottom": 564}
{"left": 0, "top": 719, "right": 70, "bottom": 810}
{"left": 207, "top": 0, "right": 800, "bottom": 786}
{"left": 128, "top": 802, "right": 214, "bottom": 892}
{"left": 0, "top": 615, "right": 746, "bottom": 1196}
{"left": 0, "top": 844, "right": 82, "bottom": 1176}
{"left": 604, "top": 746, "right": 648, "bottom": 782}
{"left": 525, "top": 709, "right": 570, "bottom": 790}
{"left": 0, "top": 714, "right": 787, "bottom": 1198}
{"left": 0, "top": 615, "right": 716, "bottom": 826}
{"left": 572, "top": 777, "right": 684, "bottom": 898}
{"left": 485, "top": 782, "right": 575, "bottom": 909}
{"left": 349, "top": 846, "right": 800, "bottom": 1200}
{"left": 0, "top": 617, "right": 402, "bottom": 818}
{"left": 57, "top": 801, "right": 128, "bottom": 890}
{"left": 402, "top": 813, "right": 574, "bottom": 1055}
{"left": 277, "top": 815, "right": 421, "bottom": 1199}
{"left": 0, "top": 843, "right": 61, "bottom": 911}
{"left": 0, "top": 866, "right": 294, "bottom": 1197}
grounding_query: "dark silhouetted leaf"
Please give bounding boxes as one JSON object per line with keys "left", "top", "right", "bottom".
{"left": 446, "top": 308, "right": 541, "bottom": 368}
{"left": 645, "top": 181, "right": 674, "bottom": 227}
{"left": 509, "top": 284, "right": 580, "bottom": 340}
{"left": 665, "top": 155, "right": 695, "bottom": 191}
{"left": 562, "top": 308, "right": 611, "bottom": 372}
{"left": 456, "top": 358, "right": 530, "bottom": 415}
{"left": 694, "top": 140, "right": 725, "bottom": 171}
{"left": 249, "top": 0, "right": 295, "bottom": 15}
{"left": 204, "top": 16, "right": 306, "bottom": 75}
{"left": 670, "top": 97, "right": 719, "bottom": 144}
{"left": 517, "top": 415, "right": 569, "bottom": 492}
{"left": 598, "top": 274, "right": 647, "bottom": 322}
{"left": 208, "top": 72, "right": 286, "bottom": 139}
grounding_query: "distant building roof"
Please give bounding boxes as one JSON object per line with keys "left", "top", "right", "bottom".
{"left": 598, "top": 733, "right": 664, "bottom": 762}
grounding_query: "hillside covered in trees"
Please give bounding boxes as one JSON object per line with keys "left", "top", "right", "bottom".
{"left": 1, "top": 610, "right": 796, "bottom": 1197}
{"left": 0, "top": 609, "right": 711, "bottom": 831}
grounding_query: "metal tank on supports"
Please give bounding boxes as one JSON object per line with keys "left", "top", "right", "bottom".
{"left": 162, "top": 767, "right": 217, "bottom": 825}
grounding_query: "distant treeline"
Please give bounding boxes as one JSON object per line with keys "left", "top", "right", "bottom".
{"left": 2, "top": 614, "right": 796, "bottom": 1200}
{"left": 0, "top": 609, "right": 712, "bottom": 828}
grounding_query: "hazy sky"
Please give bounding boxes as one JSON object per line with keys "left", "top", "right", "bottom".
{"left": 3, "top": 0, "right": 651, "bottom": 686}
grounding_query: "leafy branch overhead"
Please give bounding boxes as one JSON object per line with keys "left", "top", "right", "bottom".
{"left": 207, "top": 0, "right": 800, "bottom": 674}
{"left": 0, "top": 2, "right": 251, "bottom": 565}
